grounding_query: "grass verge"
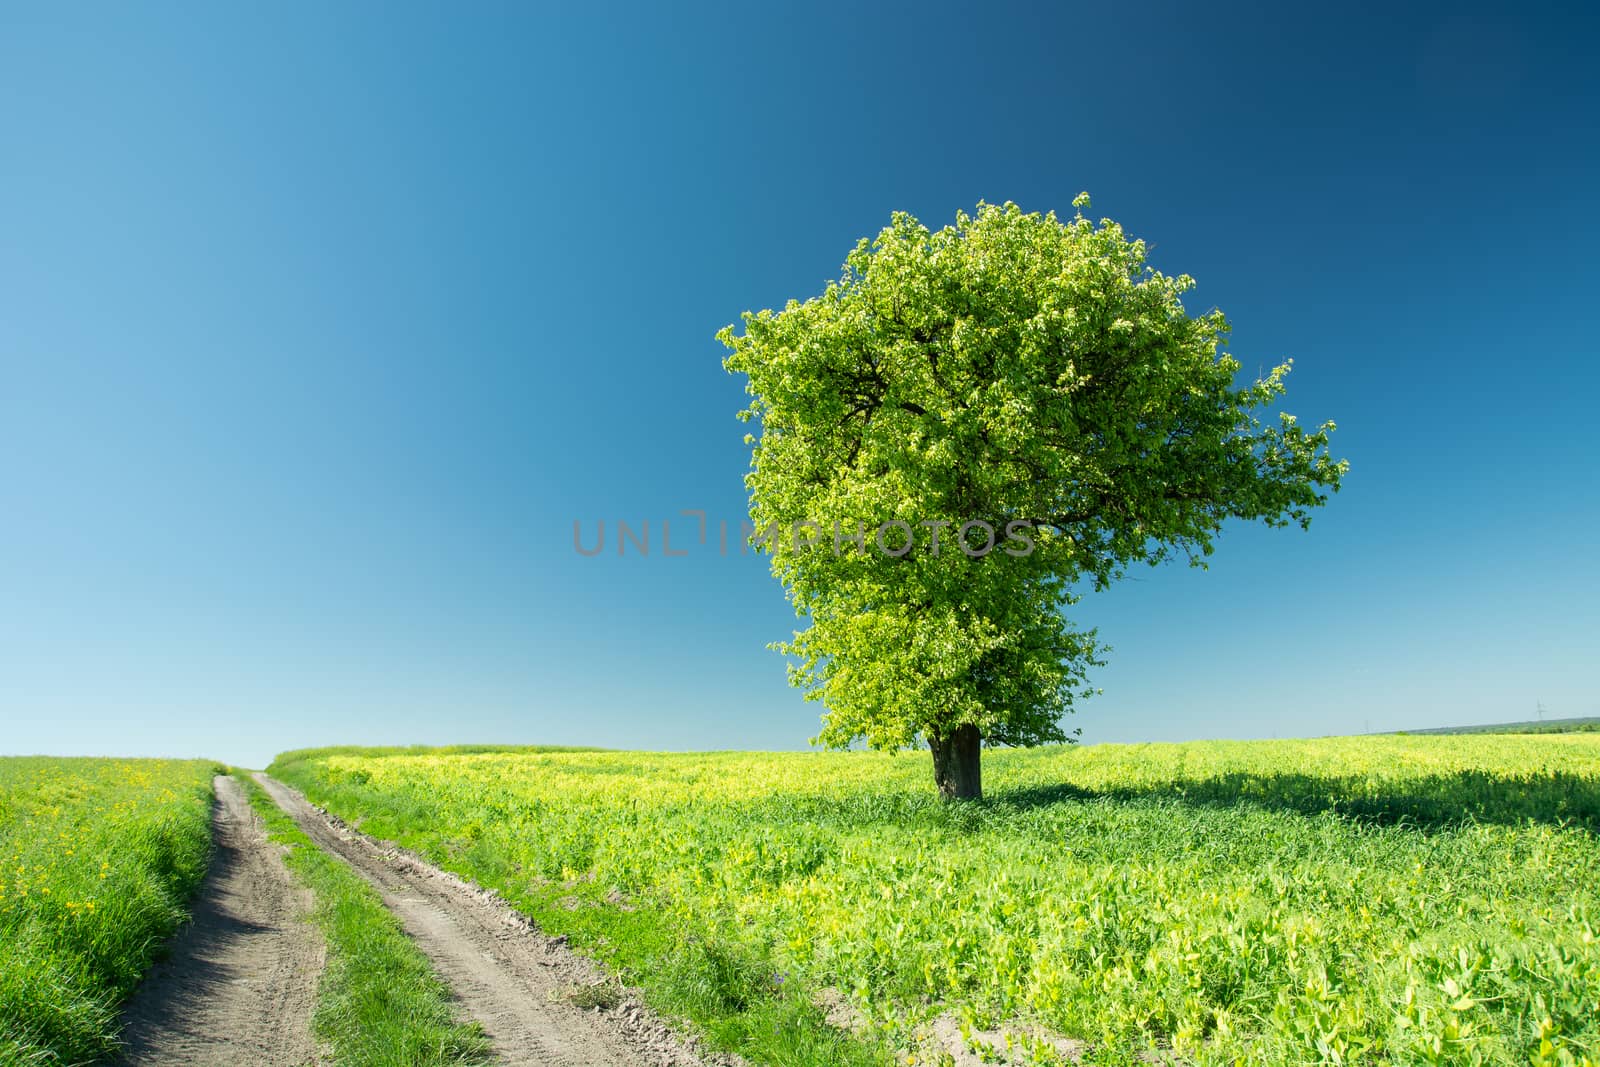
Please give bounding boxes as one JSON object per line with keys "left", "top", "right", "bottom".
{"left": 507, "top": 896, "right": 895, "bottom": 1067}
{"left": 232, "top": 771, "right": 490, "bottom": 1067}
{"left": 0, "top": 756, "right": 217, "bottom": 1066}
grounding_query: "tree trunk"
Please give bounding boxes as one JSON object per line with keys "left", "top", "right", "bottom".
{"left": 930, "top": 724, "right": 982, "bottom": 800}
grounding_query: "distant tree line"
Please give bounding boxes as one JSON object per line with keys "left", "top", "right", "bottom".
{"left": 1398, "top": 717, "right": 1600, "bottom": 736}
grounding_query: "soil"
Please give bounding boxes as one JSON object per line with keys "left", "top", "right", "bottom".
{"left": 112, "top": 774, "right": 324, "bottom": 1066}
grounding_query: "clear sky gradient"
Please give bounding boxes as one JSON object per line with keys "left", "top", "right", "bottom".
{"left": 2, "top": 3, "right": 1596, "bottom": 768}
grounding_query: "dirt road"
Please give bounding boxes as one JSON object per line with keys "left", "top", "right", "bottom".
{"left": 253, "top": 772, "right": 717, "bottom": 1067}
{"left": 113, "top": 774, "right": 323, "bottom": 1067}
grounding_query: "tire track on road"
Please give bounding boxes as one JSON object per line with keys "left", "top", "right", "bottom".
{"left": 113, "top": 774, "right": 323, "bottom": 1067}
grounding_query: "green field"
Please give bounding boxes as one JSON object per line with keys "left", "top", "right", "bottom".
{"left": 272, "top": 736, "right": 1600, "bottom": 1067}
{"left": 0, "top": 757, "right": 218, "bottom": 1065}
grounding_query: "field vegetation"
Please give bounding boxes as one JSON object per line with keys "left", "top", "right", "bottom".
{"left": 272, "top": 736, "right": 1600, "bottom": 1067}
{"left": 0, "top": 756, "right": 218, "bottom": 1065}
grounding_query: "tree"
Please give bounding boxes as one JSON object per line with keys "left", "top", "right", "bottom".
{"left": 719, "top": 196, "right": 1346, "bottom": 800}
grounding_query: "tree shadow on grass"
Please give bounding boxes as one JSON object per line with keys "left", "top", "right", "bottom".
{"left": 990, "top": 768, "right": 1600, "bottom": 833}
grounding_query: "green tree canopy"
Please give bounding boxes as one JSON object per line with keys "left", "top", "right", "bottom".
{"left": 720, "top": 196, "right": 1346, "bottom": 798}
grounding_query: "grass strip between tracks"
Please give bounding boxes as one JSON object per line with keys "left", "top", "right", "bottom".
{"left": 232, "top": 771, "right": 492, "bottom": 1067}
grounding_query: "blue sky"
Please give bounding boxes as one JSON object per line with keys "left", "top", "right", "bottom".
{"left": 2, "top": 2, "right": 1596, "bottom": 769}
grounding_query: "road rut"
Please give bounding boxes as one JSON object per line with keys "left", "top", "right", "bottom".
{"left": 113, "top": 774, "right": 322, "bottom": 1066}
